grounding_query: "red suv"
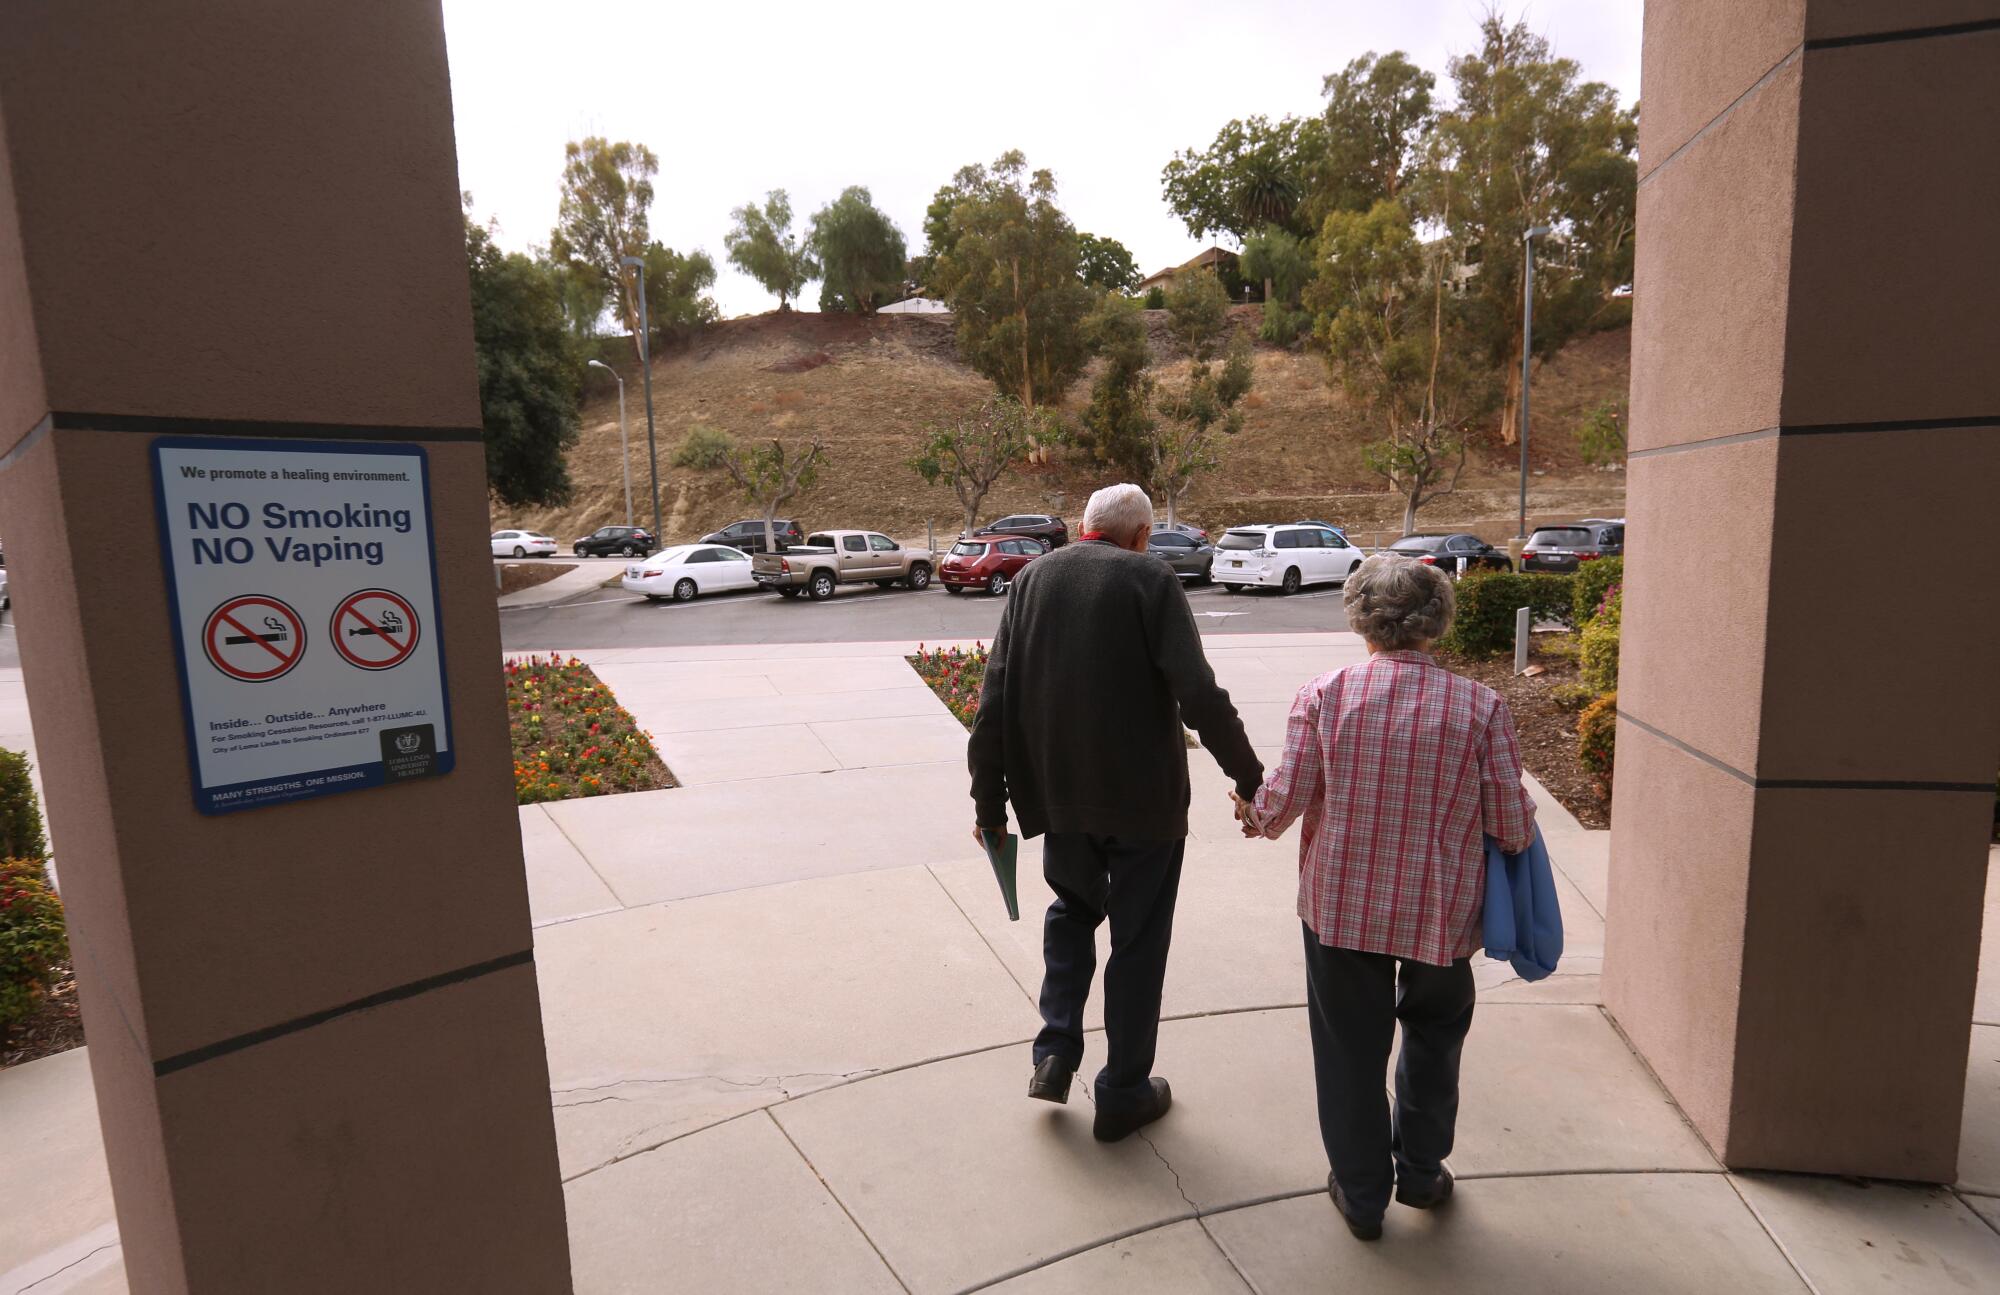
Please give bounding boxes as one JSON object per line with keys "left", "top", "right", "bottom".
{"left": 940, "top": 535, "right": 1046, "bottom": 595}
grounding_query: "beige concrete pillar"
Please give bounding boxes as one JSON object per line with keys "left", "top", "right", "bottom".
{"left": 1606, "top": 1, "right": 2000, "bottom": 1180}
{"left": 0, "top": 3, "right": 571, "bottom": 1288}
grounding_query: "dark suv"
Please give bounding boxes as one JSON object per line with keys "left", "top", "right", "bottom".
{"left": 573, "top": 525, "right": 657, "bottom": 557}
{"left": 1521, "top": 522, "right": 1625, "bottom": 573}
{"left": 702, "top": 518, "right": 806, "bottom": 554}
{"left": 974, "top": 513, "right": 1068, "bottom": 549}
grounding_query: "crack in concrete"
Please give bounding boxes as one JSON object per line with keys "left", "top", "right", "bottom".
{"left": 551, "top": 1069, "right": 874, "bottom": 1107}
{"left": 1477, "top": 970, "right": 1601, "bottom": 993}
{"left": 19, "top": 1242, "right": 120, "bottom": 1292}
{"left": 1136, "top": 1129, "right": 1199, "bottom": 1216}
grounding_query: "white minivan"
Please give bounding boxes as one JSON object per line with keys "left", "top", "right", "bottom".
{"left": 1212, "top": 523, "right": 1362, "bottom": 595}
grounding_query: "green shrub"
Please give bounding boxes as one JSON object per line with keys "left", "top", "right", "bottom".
{"left": 1577, "top": 691, "right": 1617, "bottom": 800}
{"left": 1549, "top": 682, "right": 1595, "bottom": 711}
{"left": 1142, "top": 285, "right": 1166, "bottom": 310}
{"left": 1572, "top": 556, "right": 1624, "bottom": 627}
{"left": 0, "top": 751, "right": 45, "bottom": 862}
{"left": 669, "top": 424, "right": 732, "bottom": 471}
{"left": 1579, "top": 591, "right": 1623, "bottom": 693}
{"left": 1259, "top": 301, "right": 1308, "bottom": 346}
{"left": 1, "top": 857, "right": 66, "bottom": 1032}
{"left": 1439, "top": 571, "right": 1577, "bottom": 656}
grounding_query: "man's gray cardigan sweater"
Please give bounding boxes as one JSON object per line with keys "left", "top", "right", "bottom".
{"left": 968, "top": 540, "right": 1263, "bottom": 841}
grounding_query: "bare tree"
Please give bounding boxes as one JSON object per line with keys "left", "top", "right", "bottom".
{"left": 1365, "top": 247, "right": 1471, "bottom": 534}
{"left": 722, "top": 437, "right": 827, "bottom": 552}
{"left": 908, "top": 397, "right": 1043, "bottom": 537}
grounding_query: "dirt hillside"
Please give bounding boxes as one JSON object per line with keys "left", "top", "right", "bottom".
{"left": 505, "top": 308, "right": 1630, "bottom": 549}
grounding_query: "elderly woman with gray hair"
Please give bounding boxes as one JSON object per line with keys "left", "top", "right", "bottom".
{"left": 1235, "top": 552, "right": 1536, "bottom": 1241}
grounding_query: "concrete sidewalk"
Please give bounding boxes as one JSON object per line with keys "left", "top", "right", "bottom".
{"left": 4, "top": 633, "right": 1998, "bottom": 1293}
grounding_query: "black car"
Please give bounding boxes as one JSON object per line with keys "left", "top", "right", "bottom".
{"left": 701, "top": 518, "right": 806, "bottom": 554}
{"left": 974, "top": 513, "right": 1068, "bottom": 548}
{"left": 1148, "top": 528, "right": 1214, "bottom": 583}
{"left": 1386, "top": 533, "right": 1512, "bottom": 574}
{"left": 1521, "top": 522, "right": 1624, "bottom": 574}
{"left": 573, "top": 525, "right": 656, "bottom": 558}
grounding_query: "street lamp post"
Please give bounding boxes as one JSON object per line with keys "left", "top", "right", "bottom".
{"left": 621, "top": 253, "right": 663, "bottom": 542}
{"left": 1517, "top": 225, "right": 1552, "bottom": 540}
{"left": 586, "top": 359, "right": 633, "bottom": 527}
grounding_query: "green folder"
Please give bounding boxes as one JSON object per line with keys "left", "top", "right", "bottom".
{"left": 979, "top": 828, "right": 1020, "bottom": 922}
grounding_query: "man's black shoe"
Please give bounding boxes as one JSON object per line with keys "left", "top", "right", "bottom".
{"left": 1028, "top": 1056, "right": 1074, "bottom": 1104}
{"left": 1395, "top": 1167, "right": 1454, "bottom": 1210}
{"left": 1092, "top": 1077, "right": 1173, "bottom": 1142}
{"left": 1328, "top": 1172, "right": 1384, "bottom": 1241}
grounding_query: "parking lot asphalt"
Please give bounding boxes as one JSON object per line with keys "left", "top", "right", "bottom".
{"left": 498, "top": 576, "right": 1356, "bottom": 651}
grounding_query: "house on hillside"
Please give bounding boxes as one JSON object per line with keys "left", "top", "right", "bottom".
{"left": 1134, "top": 246, "right": 1251, "bottom": 300}
{"left": 879, "top": 295, "right": 950, "bottom": 315}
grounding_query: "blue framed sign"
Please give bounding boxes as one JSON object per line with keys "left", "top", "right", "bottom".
{"left": 151, "top": 437, "right": 455, "bottom": 814}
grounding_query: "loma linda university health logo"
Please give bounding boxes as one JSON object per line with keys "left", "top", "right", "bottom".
{"left": 378, "top": 723, "right": 438, "bottom": 781}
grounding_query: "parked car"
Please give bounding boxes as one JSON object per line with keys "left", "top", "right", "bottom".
{"left": 1153, "top": 520, "right": 1209, "bottom": 541}
{"left": 1521, "top": 522, "right": 1625, "bottom": 574}
{"left": 572, "top": 525, "right": 656, "bottom": 558}
{"left": 751, "top": 531, "right": 934, "bottom": 600}
{"left": 1293, "top": 519, "right": 1348, "bottom": 538}
{"left": 702, "top": 518, "right": 806, "bottom": 554}
{"left": 1212, "top": 523, "right": 1362, "bottom": 595}
{"left": 1148, "top": 528, "right": 1215, "bottom": 583}
{"left": 491, "top": 529, "right": 557, "bottom": 558}
{"left": 973, "top": 513, "right": 1068, "bottom": 549}
{"left": 1386, "top": 533, "right": 1512, "bottom": 574}
{"left": 941, "top": 535, "right": 1046, "bottom": 595}
{"left": 620, "top": 544, "right": 756, "bottom": 602}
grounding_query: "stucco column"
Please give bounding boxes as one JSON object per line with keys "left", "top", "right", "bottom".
{"left": 1606, "top": 1, "right": 1999, "bottom": 1180}
{"left": 0, "top": 3, "right": 571, "bottom": 1289}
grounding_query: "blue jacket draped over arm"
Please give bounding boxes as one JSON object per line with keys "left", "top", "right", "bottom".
{"left": 1483, "top": 825, "right": 1563, "bottom": 982}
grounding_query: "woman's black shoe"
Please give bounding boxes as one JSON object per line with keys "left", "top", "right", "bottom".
{"left": 1329, "top": 1172, "right": 1384, "bottom": 1241}
{"left": 1395, "top": 1167, "right": 1454, "bottom": 1210}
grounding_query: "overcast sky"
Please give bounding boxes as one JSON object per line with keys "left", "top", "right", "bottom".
{"left": 444, "top": 0, "right": 1641, "bottom": 319}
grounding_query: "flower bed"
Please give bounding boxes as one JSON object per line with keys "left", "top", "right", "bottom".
{"left": 909, "top": 642, "right": 987, "bottom": 729}
{"left": 506, "top": 655, "right": 677, "bottom": 803}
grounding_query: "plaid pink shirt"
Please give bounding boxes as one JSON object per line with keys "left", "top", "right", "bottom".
{"left": 1249, "top": 650, "right": 1537, "bottom": 966}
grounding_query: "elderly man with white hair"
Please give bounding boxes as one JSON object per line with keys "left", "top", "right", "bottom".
{"left": 969, "top": 482, "right": 1262, "bottom": 1143}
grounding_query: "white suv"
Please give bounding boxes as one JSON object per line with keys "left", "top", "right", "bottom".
{"left": 1213, "top": 523, "right": 1362, "bottom": 595}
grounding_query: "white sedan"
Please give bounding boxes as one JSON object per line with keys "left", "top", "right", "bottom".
{"left": 621, "top": 544, "right": 757, "bottom": 602}
{"left": 492, "top": 529, "right": 558, "bottom": 558}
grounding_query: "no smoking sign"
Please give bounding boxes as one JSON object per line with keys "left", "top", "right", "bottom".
{"left": 203, "top": 595, "right": 307, "bottom": 682}
{"left": 331, "top": 589, "right": 421, "bottom": 670}
{"left": 153, "top": 438, "right": 454, "bottom": 815}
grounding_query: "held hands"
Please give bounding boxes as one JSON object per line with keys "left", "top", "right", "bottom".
{"left": 1229, "top": 790, "right": 1261, "bottom": 838}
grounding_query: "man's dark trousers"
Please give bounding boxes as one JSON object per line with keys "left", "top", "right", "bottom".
{"left": 1034, "top": 833, "right": 1184, "bottom": 1112}
{"left": 1301, "top": 925, "right": 1475, "bottom": 1221}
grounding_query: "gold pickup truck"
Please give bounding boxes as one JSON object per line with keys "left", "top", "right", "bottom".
{"left": 751, "top": 530, "right": 935, "bottom": 600}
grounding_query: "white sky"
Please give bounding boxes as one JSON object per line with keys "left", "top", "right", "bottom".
{"left": 444, "top": 0, "right": 1641, "bottom": 319}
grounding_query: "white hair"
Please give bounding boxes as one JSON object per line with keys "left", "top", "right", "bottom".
{"left": 1082, "top": 483, "right": 1153, "bottom": 542}
{"left": 1343, "top": 553, "right": 1456, "bottom": 650}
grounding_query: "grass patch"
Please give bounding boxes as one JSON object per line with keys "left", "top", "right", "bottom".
{"left": 506, "top": 655, "right": 677, "bottom": 803}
